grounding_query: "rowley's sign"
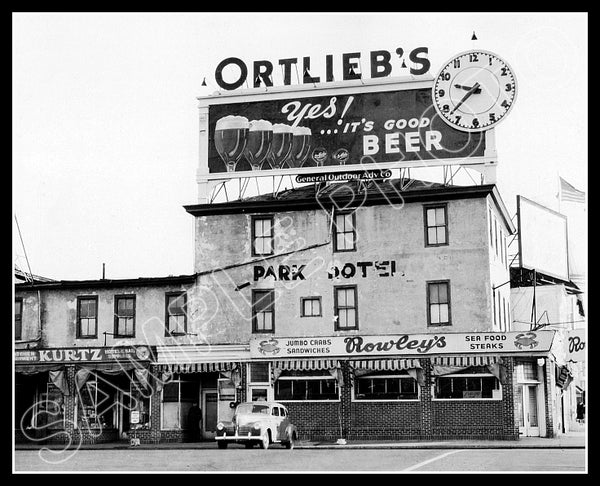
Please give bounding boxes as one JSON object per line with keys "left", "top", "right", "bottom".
{"left": 249, "top": 331, "right": 556, "bottom": 359}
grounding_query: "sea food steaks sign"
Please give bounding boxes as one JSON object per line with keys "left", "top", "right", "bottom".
{"left": 250, "top": 331, "right": 556, "bottom": 358}
{"left": 15, "top": 346, "right": 153, "bottom": 363}
{"left": 208, "top": 88, "right": 485, "bottom": 175}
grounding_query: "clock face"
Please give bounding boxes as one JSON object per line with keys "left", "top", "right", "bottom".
{"left": 432, "top": 50, "right": 517, "bottom": 132}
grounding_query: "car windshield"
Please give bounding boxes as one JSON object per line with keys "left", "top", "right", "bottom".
{"left": 236, "top": 403, "right": 270, "bottom": 415}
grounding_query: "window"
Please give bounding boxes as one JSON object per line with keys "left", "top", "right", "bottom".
{"left": 275, "top": 371, "right": 339, "bottom": 401}
{"left": 494, "top": 219, "right": 499, "bottom": 257}
{"left": 252, "top": 216, "right": 274, "bottom": 256}
{"left": 77, "top": 379, "right": 116, "bottom": 428}
{"left": 249, "top": 362, "right": 270, "bottom": 383}
{"left": 355, "top": 371, "right": 419, "bottom": 400}
{"left": 424, "top": 204, "right": 448, "bottom": 246}
{"left": 493, "top": 289, "right": 497, "bottom": 328}
{"left": 434, "top": 367, "right": 501, "bottom": 399}
{"left": 427, "top": 281, "right": 451, "bottom": 326}
{"left": 77, "top": 296, "right": 98, "bottom": 339}
{"left": 38, "top": 383, "right": 65, "bottom": 430}
{"left": 15, "top": 298, "right": 22, "bottom": 340}
{"left": 165, "top": 292, "right": 187, "bottom": 336}
{"left": 334, "top": 285, "right": 358, "bottom": 330}
{"left": 248, "top": 362, "right": 271, "bottom": 402}
{"left": 489, "top": 208, "right": 493, "bottom": 248}
{"left": 114, "top": 295, "right": 135, "bottom": 338}
{"left": 301, "top": 296, "right": 322, "bottom": 317}
{"left": 161, "top": 375, "right": 199, "bottom": 430}
{"left": 129, "top": 376, "right": 151, "bottom": 430}
{"left": 333, "top": 212, "right": 356, "bottom": 252}
{"left": 252, "top": 290, "right": 274, "bottom": 333}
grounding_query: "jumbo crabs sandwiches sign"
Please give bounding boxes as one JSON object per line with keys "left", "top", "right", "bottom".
{"left": 249, "top": 331, "right": 555, "bottom": 359}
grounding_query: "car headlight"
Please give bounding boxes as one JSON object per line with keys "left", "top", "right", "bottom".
{"left": 252, "top": 423, "right": 261, "bottom": 430}
{"left": 216, "top": 422, "right": 224, "bottom": 430}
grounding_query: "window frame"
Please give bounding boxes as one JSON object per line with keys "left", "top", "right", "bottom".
{"left": 114, "top": 294, "right": 136, "bottom": 338}
{"left": 333, "top": 211, "right": 357, "bottom": 252}
{"left": 424, "top": 203, "right": 449, "bottom": 247}
{"left": 352, "top": 372, "right": 420, "bottom": 402}
{"left": 76, "top": 295, "right": 98, "bottom": 339}
{"left": 334, "top": 285, "right": 358, "bottom": 331}
{"left": 252, "top": 289, "right": 275, "bottom": 334}
{"left": 251, "top": 215, "right": 275, "bottom": 257}
{"left": 300, "top": 296, "right": 322, "bottom": 317}
{"left": 426, "top": 280, "right": 452, "bottom": 327}
{"left": 160, "top": 375, "right": 199, "bottom": 430}
{"left": 275, "top": 373, "right": 340, "bottom": 402}
{"left": 164, "top": 291, "right": 187, "bottom": 337}
{"left": 15, "top": 297, "right": 23, "bottom": 341}
{"left": 432, "top": 372, "right": 502, "bottom": 401}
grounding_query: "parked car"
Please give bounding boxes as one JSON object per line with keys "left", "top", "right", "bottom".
{"left": 215, "top": 401, "right": 298, "bottom": 449}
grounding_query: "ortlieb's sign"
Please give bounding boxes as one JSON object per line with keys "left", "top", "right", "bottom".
{"left": 250, "top": 331, "right": 556, "bottom": 359}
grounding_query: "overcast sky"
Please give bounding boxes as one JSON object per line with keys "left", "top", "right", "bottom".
{"left": 13, "top": 12, "right": 587, "bottom": 281}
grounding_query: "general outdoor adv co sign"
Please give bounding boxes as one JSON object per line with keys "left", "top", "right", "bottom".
{"left": 207, "top": 88, "right": 485, "bottom": 176}
{"left": 249, "top": 331, "right": 556, "bottom": 359}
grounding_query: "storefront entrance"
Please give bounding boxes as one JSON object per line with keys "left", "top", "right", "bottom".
{"left": 518, "top": 384, "right": 540, "bottom": 436}
{"left": 202, "top": 389, "right": 217, "bottom": 439}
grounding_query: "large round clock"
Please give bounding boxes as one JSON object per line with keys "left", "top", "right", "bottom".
{"left": 432, "top": 50, "right": 518, "bottom": 132}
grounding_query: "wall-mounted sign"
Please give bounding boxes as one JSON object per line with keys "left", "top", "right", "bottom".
{"left": 207, "top": 87, "right": 485, "bottom": 177}
{"left": 567, "top": 330, "right": 586, "bottom": 362}
{"left": 130, "top": 411, "right": 140, "bottom": 424}
{"left": 214, "top": 48, "right": 431, "bottom": 90}
{"left": 328, "top": 261, "right": 398, "bottom": 279}
{"left": 249, "top": 331, "right": 556, "bottom": 359}
{"left": 14, "top": 346, "right": 153, "bottom": 363}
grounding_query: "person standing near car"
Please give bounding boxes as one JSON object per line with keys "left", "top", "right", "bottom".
{"left": 187, "top": 402, "right": 202, "bottom": 441}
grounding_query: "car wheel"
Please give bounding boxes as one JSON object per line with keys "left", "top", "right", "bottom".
{"left": 285, "top": 434, "right": 295, "bottom": 450}
{"left": 259, "top": 431, "right": 270, "bottom": 450}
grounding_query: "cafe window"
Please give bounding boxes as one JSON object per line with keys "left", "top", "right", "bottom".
{"left": 252, "top": 216, "right": 274, "bottom": 256}
{"left": 38, "top": 383, "right": 65, "bottom": 430}
{"left": 114, "top": 295, "right": 135, "bottom": 338}
{"left": 424, "top": 204, "right": 448, "bottom": 246}
{"left": 165, "top": 292, "right": 187, "bottom": 336}
{"left": 252, "top": 289, "right": 274, "bottom": 333}
{"left": 354, "top": 371, "right": 419, "bottom": 400}
{"left": 128, "top": 375, "right": 151, "bottom": 430}
{"left": 161, "top": 376, "right": 199, "bottom": 430}
{"left": 301, "top": 296, "right": 322, "bottom": 317}
{"left": 334, "top": 285, "right": 358, "bottom": 330}
{"left": 427, "top": 281, "right": 451, "bottom": 326}
{"left": 275, "top": 370, "right": 339, "bottom": 401}
{"left": 434, "top": 367, "right": 501, "bottom": 400}
{"left": 333, "top": 212, "right": 356, "bottom": 252}
{"left": 77, "top": 379, "right": 116, "bottom": 429}
{"left": 77, "top": 296, "right": 98, "bottom": 339}
{"left": 15, "top": 298, "right": 22, "bottom": 340}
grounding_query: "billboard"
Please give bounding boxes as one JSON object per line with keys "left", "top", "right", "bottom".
{"left": 200, "top": 79, "right": 490, "bottom": 178}
{"left": 517, "top": 196, "right": 570, "bottom": 281}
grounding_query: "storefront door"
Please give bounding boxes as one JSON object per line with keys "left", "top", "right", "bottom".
{"left": 202, "top": 389, "right": 218, "bottom": 439}
{"left": 519, "top": 384, "right": 540, "bottom": 437}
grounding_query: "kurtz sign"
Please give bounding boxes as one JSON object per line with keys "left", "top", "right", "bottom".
{"left": 208, "top": 88, "right": 485, "bottom": 175}
{"left": 14, "top": 346, "right": 153, "bottom": 363}
{"left": 250, "top": 331, "right": 556, "bottom": 359}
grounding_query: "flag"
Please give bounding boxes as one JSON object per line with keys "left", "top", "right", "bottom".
{"left": 559, "top": 177, "right": 585, "bottom": 203}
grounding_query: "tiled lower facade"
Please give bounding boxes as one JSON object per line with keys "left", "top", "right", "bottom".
{"left": 15, "top": 356, "right": 547, "bottom": 444}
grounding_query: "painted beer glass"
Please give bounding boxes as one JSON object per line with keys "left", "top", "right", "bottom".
{"left": 285, "top": 126, "right": 312, "bottom": 168}
{"left": 266, "top": 124, "right": 294, "bottom": 169}
{"left": 214, "top": 115, "right": 250, "bottom": 172}
{"left": 244, "top": 120, "right": 273, "bottom": 171}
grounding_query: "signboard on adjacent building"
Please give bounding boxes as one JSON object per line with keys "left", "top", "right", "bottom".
{"left": 14, "top": 346, "right": 153, "bottom": 363}
{"left": 249, "top": 331, "right": 555, "bottom": 359}
{"left": 517, "top": 195, "right": 570, "bottom": 282}
{"left": 566, "top": 329, "right": 586, "bottom": 362}
{"left": 202, "top": 80, "right": 488, "bottom": 179}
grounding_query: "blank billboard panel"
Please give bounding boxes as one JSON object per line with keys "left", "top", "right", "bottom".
{"left": 518, "top": 195, "right": 569, "bottom": 281}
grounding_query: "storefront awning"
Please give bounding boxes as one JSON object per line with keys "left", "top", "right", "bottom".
{"left": 154, "top": 344, "right": 250, "bottom": 374}
{"left": 273, "top": 359, "right": 339, "bottom": 371}
{"left": 156, "top": 362, "right": 236, "bottom": 373}
{"left": 15, "top": 363, "right": 66, "bottom": 374}
{"left": 431, "top": 355, "right": 501, "bottom": 367}
{"left": 350, "top": 358, "right": 421, "bottom": 371}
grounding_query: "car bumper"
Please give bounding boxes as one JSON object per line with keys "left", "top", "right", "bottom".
{"left": 215, "top": 430, "right": 262, "bottom": 441}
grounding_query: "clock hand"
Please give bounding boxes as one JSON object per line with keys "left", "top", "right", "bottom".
{"left": 450, "top": 82, "right": 481, "bottom": 115}
{"left": 454, "top": 84, "right": 482, "bottom": 94}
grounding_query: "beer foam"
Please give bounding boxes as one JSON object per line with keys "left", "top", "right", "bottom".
{"left": 271, "top": 123, "right": 294, "bottom": 133}
{"left": 292, "top": 126, "right": 311, "bottom": 136}
{"left": 215, "top": 115, "right": 249, "bottom": 130}
{"left": 249, "top": 119, "right": 272, "bottom": 131}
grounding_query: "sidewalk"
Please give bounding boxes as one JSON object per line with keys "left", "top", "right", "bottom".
{"left": 15, "top": 431, "right": 585, "bottom": 451}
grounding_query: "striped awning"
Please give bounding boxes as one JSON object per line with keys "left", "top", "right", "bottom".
{"left": 351, "top": 358, "right": 421, "bottom": 371}
{"left": 431, "top": 355, "right": 500, "bottom": 367}
{"left": 156, "top": 362, "right": 236, "bottom": 373}
{"left": 273, "top": 359, "right": 339, "bottom": 371}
